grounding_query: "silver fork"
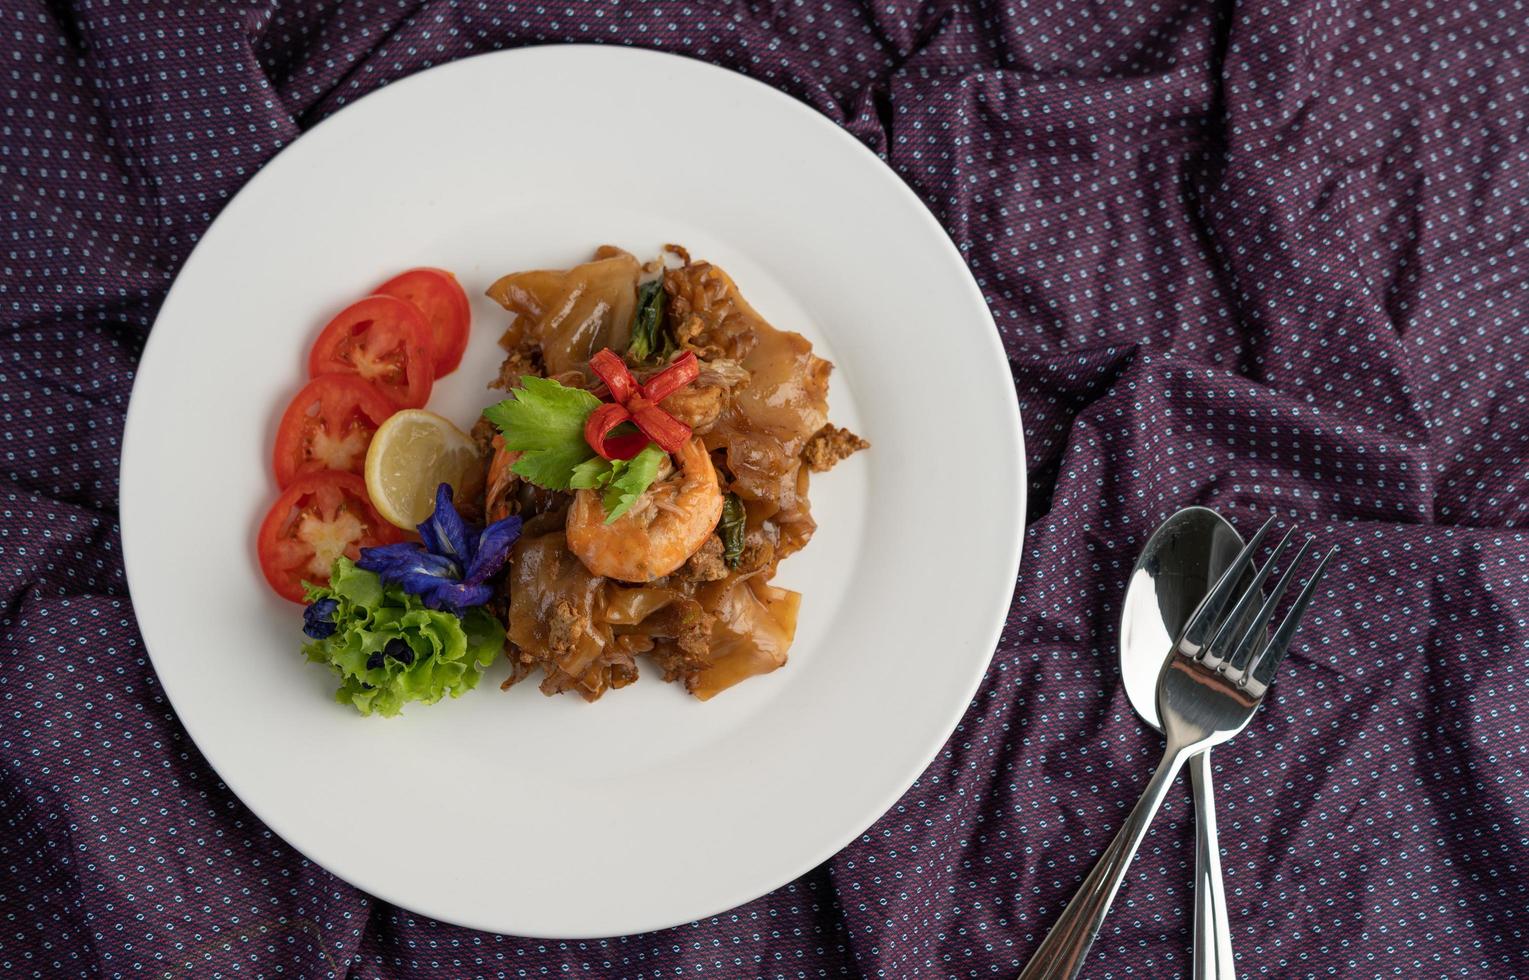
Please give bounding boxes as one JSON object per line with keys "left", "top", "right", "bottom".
{"left": 1017, "top": 517, "right": 1335, "bottom": 980}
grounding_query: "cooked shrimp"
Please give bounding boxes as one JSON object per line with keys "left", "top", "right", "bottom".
{"left": 485, "top": 435, "right": 521, "bottom": 522}
{"left": 566, "top": 438, "right": 724, "bottom": 582}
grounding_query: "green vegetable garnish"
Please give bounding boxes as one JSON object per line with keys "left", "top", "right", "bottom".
{"left": 626, "top": 279, "right": 671, "bottom": 362}
{"left": 485, "top": 375, "right": 666, "bottom": 516}
{"left": 301, "top": 558, "right": 504, "bottom": 717}
{"left": 720, "top": 492, "right": 746, "bottom": 568}
{"left": 570, "top": 443, "right": 667, "bottom": 523}
{"left": 483, "top": 375, "right": 603, "bottom": 490}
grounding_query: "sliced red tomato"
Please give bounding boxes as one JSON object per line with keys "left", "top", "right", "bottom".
{"left": 308, "top": 295, "right": 434, "bottom": 408}
{"left": 257, "top": 472, "right": 403, "bottom": 603}
{"left": 375, "top": 267, "right": 471, "bottom": 377}
{"left": 272, "top": 375, "right": 395, "bottom": 488}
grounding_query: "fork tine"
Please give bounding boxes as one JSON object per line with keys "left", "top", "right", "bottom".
{"left": 1178, "top": 514, "right": 1276, "bottom": 654}
{"left": 1223, "top": 535, "right": 1315, "bottom": 675}
{"left": 1203, "top": 526, "right": 1299, "bottom": 665}
{"left": 1247, "top": 545, "right": 1337, "bottom": 688}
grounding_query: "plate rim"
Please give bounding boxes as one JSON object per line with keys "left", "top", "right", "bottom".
{"left": 120, "top": 43, "right": 1026, "bottom": 937}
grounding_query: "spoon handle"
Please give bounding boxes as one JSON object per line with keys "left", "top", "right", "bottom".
{"left": 1190, "top": 750, "right": 1238, "bottom": 980}
{"left": 1017, "top": 748, "right": 1189, "bottom": 980}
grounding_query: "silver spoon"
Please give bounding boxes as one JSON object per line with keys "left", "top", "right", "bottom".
{"left": 1119, "top": 506, "right": 1255, "bottom": 980}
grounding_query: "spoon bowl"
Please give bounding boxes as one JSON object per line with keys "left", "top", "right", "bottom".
{"left": 1120, "top": 507, "right": 1251, "bottom": 729}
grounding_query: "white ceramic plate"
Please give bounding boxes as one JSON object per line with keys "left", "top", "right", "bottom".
{"left": 121, "top": 46, "right": 1024, "bottom": 938}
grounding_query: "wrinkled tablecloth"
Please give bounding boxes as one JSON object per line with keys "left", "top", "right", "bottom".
{"left": 3, "top": 1, "right": 1527, "bottom": 977}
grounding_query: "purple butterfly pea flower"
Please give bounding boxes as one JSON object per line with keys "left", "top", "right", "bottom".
{"left": 357, "top": 483, "right": 522, "bottom": 616}
{"left": 302, "top": 598, "right": 340, "bottom": 639}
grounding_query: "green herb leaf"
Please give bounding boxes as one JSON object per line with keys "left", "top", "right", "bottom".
{"left": 483, "top": 375, "right": 603, "bottom": 490}
{"left": 483, "top": 375, "right": 602, "bottom": 450}
{"left": 626, "top": 279, "right": 671, "bottom": 362}
{"left": 564, "top": 443, "right": 666, "bottom": 522}
{"left": 720, "top": 492, "right": 746, "bottom": 567}
{"left": 601, "top": 444, "right": 666, "bottom": 523}
{"left": 483, "top": 374, "right": 668, "bottom": 514}
{"left": 568, "top": 455, "right": 613, "bottom": 490}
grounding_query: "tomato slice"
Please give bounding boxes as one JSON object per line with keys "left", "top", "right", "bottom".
{"left": 309, "top": 295, "right": 434, "bottom": 408}
{"left": 375, "top": 267, "right": 471, "bottom": 377}
{"left": 272, "top": 375, "right": 396, "bottom": 488}
{"left": 257, "top": 472, "right": 403, "bottom": 603}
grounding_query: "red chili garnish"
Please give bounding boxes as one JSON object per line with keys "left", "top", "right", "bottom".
{"left": 583, "top": 348, "right": 699, "bottom": 459}
{"left": 640, "top": 351, "right": 700, "bottom": 402}
{"left": 584, "top": 402, "right": 646, "bottom": 461}
{"left": 630, "top": 398, "right": 693, "bottom": 454}
{"left": 588, "top": 348, "right": 638, "bottom": 403}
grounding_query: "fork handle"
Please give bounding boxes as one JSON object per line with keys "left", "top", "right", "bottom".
{"left": 1190, "top": 750, "right": 1238, "bottom": 980}
{"left": 1017, "top": 748, "right": 1191, "bottom": 980}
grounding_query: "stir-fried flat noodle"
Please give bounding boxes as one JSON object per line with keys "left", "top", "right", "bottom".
{"left": 485, "top": 246, "right": 639, "bottom": 379}
{"left": 484, "top": 245, "right": 863, "bottom": 701}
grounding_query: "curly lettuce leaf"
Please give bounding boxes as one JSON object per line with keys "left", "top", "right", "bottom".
{"left": 302, "top": 558, "right": 504, "bottom": 717}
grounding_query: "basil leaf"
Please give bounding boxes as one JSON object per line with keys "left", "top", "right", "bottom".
{"left": 626, "top": 279, "right": 670, "bottom": 362}
{"left": 720, "top": 493, "right": 746, "bottom": 568}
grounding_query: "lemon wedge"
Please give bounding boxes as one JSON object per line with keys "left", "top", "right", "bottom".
{"left": 365, "top": 409, "right": 485, "bottom": 529}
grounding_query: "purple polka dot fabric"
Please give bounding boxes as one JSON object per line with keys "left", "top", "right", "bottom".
{"left": 4, "top": 1, "right": 1527, "bottom": 977}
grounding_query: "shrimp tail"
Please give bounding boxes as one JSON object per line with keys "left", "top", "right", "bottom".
{"left": 486, "top": 435, "right": 522, "bottom": 523}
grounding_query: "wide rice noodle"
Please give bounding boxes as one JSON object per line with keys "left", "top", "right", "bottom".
{"left": 487, "top": 247, "right": 840, "bottom": 701}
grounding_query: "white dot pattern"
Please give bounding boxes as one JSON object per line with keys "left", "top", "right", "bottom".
{"left": 3, "top": 2, "right": 1527, "bottom": 977}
